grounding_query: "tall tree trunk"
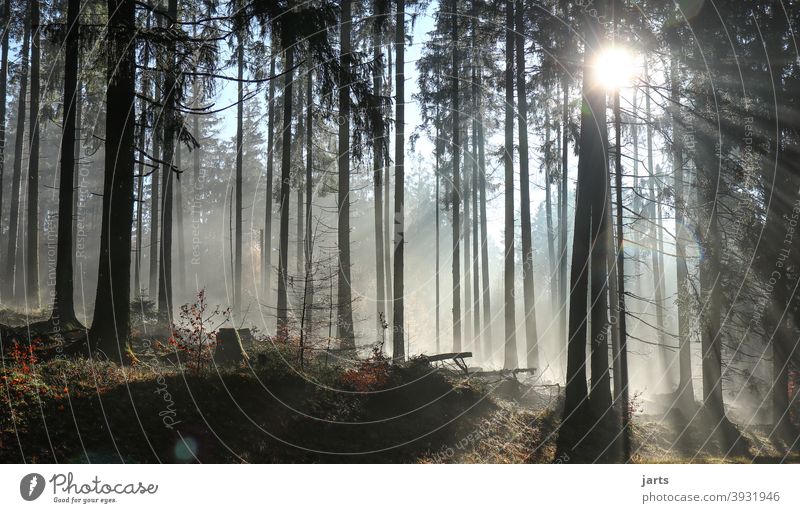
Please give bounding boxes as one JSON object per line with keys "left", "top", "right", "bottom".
{"left": 148, "top": 12, "right": 162, "bottom": 302}
{"left": 0, "top": 0, "right": 10, "bottom": 303}
{"left": 89, "top": 0, "right": 136, "bottom": 359}
{"left": 606, "top": 173, "right": 621, "bottom": 403}
{"left": 372, "top": 16, "right": 386, "bottom": 341}
{"left": 697, "top": 155, "right": 725, "bottom": 424}
{"left": 337, "top": 0, "right": 356, "bottom": 349}
{"left": 471, "top": 69, "right": 480, "bottom": 360}
{"left": 463, "top": 129, "right": 472, "bottom": 348}
{"left": 157, "top": 0, "right": 178, "bottom": 325}
{"left": 234, "top": 35, "right": 244, "bottom": 310}
{"left": 52, "top": 0, "right": 80, "bottom": 325}
{"left": 515, "top": 0, "right": 538, "bottom": 369}
{"left": 264, "top": 54, "right": 276, "bottom": 298}
{"left": 559, "top": 77, "right": 569, "bottom": 357}
{"left": 631, "top": 87, "right": 641, "bottom": 297}
{"left": 392, "top": 0, "right": 406, "bottom": 360}
{"left": 771, "top": 312, "right": 793, "bottom": 437}
{"left": 670, "top": 56, "right": 693, "bottom": 409}
{"left": 188, "top": 11, "right": 200, "bottom": 287}
{"left": 545, "top": 108, "right": 557, "bottom": 309}
{"left": 383, "top": 38, "right": 392, "bottom": 331}
{"left": 613, "top": 76, "right": 631, "bottom": 460}
{"left": 451, "top": 0, "right": 462, "bottom": 354}
{"left": 3, "top": 19, "right": 30, "bottom": 301}
{"left": 175, "top": 143, "right": 186, "bottom": 302}
{"left": 303, "top": 66, "right": 314, "bottom": 342}
{"left": 295, "top": 75, "right": 305, "bottom": 276}
{"left": 693, "top": 92, "right": 726, "bottom": 426}
{"left": 192, "top": 81, "right": 201, "bottom": 268}
{"left": 477, "top": 66, "right": 491, "bottom": 362}
{"left": 558, "top": 3, "right": 611, "bottom": 459}
{"left": 556, "top": 115, "right": 563, "bottom": 339}
{"left": 26, "top": 0, "right": 41, "bottom": 309}
{"left": 588, "top": 82, "right": 612, "bottom": 425}
{"left": 435, "top": 94, "right": 441, "bottom": 355}
{"left": 762, "top": 37, "right": 795, "bottom": 439}
{"left": 276, "top": 44, "right": 294, "bottom": 338}
{"left": 502, "top": 0, "right": 516, "bottom": 369}
{"left": 148, "top": 140, "right": 160, "bottom": 301}
{"left": 72, "top": 63, "right": 82, "bottom": 293}
{"left": 135, "top": 3, "right": 152, "bottom": 300}
{"left": 644, "top": 62, "right": 668, "bottom": 381}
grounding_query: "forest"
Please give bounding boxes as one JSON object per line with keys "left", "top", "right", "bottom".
{"left": 0, "top": 0, "right": 799, "bottom": 464}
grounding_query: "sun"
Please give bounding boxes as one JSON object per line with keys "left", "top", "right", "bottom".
{"left": 593, "top": 46, "right": 636, "bottom": 91}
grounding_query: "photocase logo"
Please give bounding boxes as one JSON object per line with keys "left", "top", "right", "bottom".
{"left": 20, "top": 473, "right": 46, "bottom": 501}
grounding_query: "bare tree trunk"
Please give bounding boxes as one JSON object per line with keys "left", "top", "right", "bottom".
{"left": 372, "top": 16, "right": 386, "bottom": 341}
{"left": 435, "top": 96, "right": 441, "bottom": 355}
{"left": 645, "top": 61, "right": 669, "bottom": 381}
{"left": 769, "top": 305, "right": 794, "bottom": 438}
{"left": 25, "top": 0, "right": 41, "bottom": 309}
{"left": 392, "top": 0, "right": 406, "bottom": 360}
{"left": 670, "top": 56, "right": 693, "bottom": 409}
{"left": 175, "top": 143, "right": 186, "bottom": 302}
{"left": 463, "top": 128, "right": 472, "bottom": 349}
{"left": 3, "top": 19, "right": 29, "bottom": 301}
{"left": 613, "top": 75, "right": 631, "bottom": 460}
{"left": 559, "top": 78, "right": 569, "bottom": 356}
{"left": 698, "top": 158, "right": 725, "bottom": 424}
{"left": 558, "top": 3, "right": 611, "bottom": 459}
{"left": 451, "top": 0, "right": 462, "bottom": 354}
{"left": 589, "top": 155, "right": 613, "bottom": 417}
{"left": 157, "top": 0, "right": 178, "bottom": 325}
{"left": 471, "top": 69, "right": 481, "bottom": 361}
{"left": 384, "top": 39, "right": 393, "bottom": 331}
{"left": 148, "top": 140, "right": 160, "bottom": 301}
{"left": 502, "top": 0, "right": 517, "bottom": 369}
{"left": 631, "top": 87, "right": 641, "bottom": 297}
{"left": 606, "top": 176, "right": 621, "bottom": 399}
{"left": 515, "top": 0, "right": 538, "bottom": 369}
{"left": 90, "top": 0, "right": 136, "bottom": 359}
{"left": 188, "top": 11, "right": 200, "bottom": 287}
{"left": 304, "top": 66, "right": 314, "bottom": 340}
{"left": 148, "top": 12, "right": 162, "bottom": 302}
{"left": 337, "top": 0, "right": 355, "bottom": 348}
{"left": 52, "top": 0, "right": 80, "bottom": 325}
{"left": 477, "top": 66, "right": 491, "bottom": 361}
{"left": 234, "top": 35, "right": 244, "bottom": 310}
{"left": 71, "top": 51, "right": 82, "bottom": 296}
{"left": 135, "top": 7, "right": 150, "bottom": 299}
{"left": 0, "top": 0, "right": 10, "bottom": 303}
{"left": 295, "top": 75, "right": 305, "bottom": 277}
{"left": 276, "top": 45, "right": 294, "bottom": 338}
{"left": 545, "top": 108, "right": 556, "bottom": 310}
{"left": 264, "top": 54, "right": 276, "bottom": 299}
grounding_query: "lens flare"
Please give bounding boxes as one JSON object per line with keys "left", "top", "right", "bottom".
{"left": 594, "top": 46, "right": 636, "bottom": 91}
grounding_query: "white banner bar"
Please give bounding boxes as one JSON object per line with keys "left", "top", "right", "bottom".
{"left": 0, "top": 464, "right": 795, "bottom": 511}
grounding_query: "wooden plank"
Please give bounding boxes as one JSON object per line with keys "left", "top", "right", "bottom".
{"left": 424, "top": 352, "right": 473, "bottom": 363}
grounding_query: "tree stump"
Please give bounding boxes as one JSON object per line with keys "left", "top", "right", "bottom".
{"left": 214, "top": 328, "right": 250, "bottom": 365}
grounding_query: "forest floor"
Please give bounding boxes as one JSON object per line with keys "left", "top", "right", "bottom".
{"left": 1, "top": 308, "right": 798, "bottom": 463}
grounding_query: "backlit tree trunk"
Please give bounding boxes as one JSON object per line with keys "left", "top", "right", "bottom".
{"left": 26, "top": 0, "right": 41, "bottom": 309}
{"left": 502, "top": 0, "right": 517, "bottom": 369}
{"left": 515, "top": 0, "right": 538, "bottom": 369}
{"left": 276, "top": 44, "right": 294, "bottom": 338}
{"left": 157, "top": 0, "right": 178, "bottom": 325}
{"left": 89, "top": 0, "right": 136, "bottom": 359}
{"left": 392, "top": 0, "right": 406, "bottom": 360}
{"left": 3, "top": 18, "right": 30, "bottom": 301}
{"left": 52, "top": 0, "right": 80, "bottom": 325}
